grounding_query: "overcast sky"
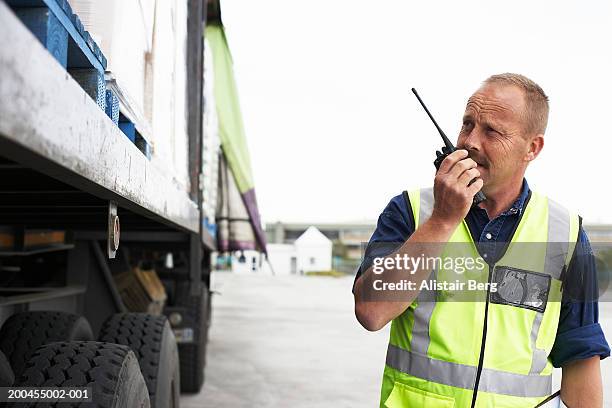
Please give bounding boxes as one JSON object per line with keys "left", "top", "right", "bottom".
{"left": 220, "top": 0, "right": 612, "bottom": 225}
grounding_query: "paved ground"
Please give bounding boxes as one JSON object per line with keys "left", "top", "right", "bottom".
{"left": 181, "top": 272, "right": 612, "bottom": 408}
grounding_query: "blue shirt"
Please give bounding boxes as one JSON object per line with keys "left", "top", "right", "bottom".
{"left": 354, "top": 179, "right": 610, "bottom": 367}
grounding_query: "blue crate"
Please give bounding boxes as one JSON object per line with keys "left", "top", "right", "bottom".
{"left": 14, "top": 7, "right": 68, "bottom": 67}
{"left": 9, "top": 0, "right": 152, "bottom": 160}
{"left": 8, "top": 0, "right": 106, "bottom": 73}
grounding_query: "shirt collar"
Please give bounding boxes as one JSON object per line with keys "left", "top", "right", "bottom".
{"left": 501, "top": 178, "right": 530, "bottom": 216}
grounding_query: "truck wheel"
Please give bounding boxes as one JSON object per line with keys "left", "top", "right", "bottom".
{"left": 0, "top": 350, "right": 14, "bottom": 386}
{"left": 0, "top": 311, "right": 94, "bottom": 377}
{"left": 99, "top": 314, "right": 179, "bottom": 408}
{"left": 10, "top": 341, "right": 150, "bottom": 408}
{"left": 174, "top": 282, "right": 210, "bottom": 393}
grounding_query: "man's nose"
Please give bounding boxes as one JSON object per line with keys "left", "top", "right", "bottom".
{"left": 458, "top": 127, "right": 483, "bottom": 152}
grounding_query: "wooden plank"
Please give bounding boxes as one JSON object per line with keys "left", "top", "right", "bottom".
{"left": 13, "top": 7, "right": 68, "bottom": 67}
{"left": 53, "top": 0, "right": 108, "bottom": 68}
{"left": 83, "top": 29, "right": 106, "bottom": 67}
{"left": 48, "top": 0, "right": 72, "bottom": 21}
{"left": 0, "top": 3, "right": 200, "bottom": 235}
{"left": 62, "top": 2, "right": 107, "bottom": 68}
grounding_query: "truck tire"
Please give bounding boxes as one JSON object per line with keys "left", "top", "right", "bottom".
{"left": 98, "top": 313, "right": 179, "bottom": 408}
{"left": 0, "top": 350, "right": 14, "bottom": 386}
{"left": 10, "top": 341, "right": 150, "bottom": 408}
{"left": 0, "top": 311, "right": 94, "bottom": 377}
{"left": 174, "top": 282, "right": 210, "bottom": 393}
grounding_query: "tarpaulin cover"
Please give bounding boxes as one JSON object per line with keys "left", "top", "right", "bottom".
{"left": 206, "top": 23, "right": 267, "bottom": 253}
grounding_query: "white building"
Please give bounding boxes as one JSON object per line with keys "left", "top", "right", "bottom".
{"left": 294, "top": 226, "right": 332, "bottom": 273}
{"left": 265, "top": 244, "right": 296, "bottom": 275}
{"left": 234, "top": 226, "right": 332, "bottom": 275}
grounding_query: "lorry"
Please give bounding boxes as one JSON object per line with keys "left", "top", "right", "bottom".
{"left": 0, "top": 0, "right": 266, "bottom": 406}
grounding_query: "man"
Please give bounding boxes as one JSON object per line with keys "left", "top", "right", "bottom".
{"left": 353, "top": 74, "right": 610, "bottom": 407}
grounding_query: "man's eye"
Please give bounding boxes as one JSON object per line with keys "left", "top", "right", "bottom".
{"left": 486, "top": 126, "right": 498, "bottom": 134}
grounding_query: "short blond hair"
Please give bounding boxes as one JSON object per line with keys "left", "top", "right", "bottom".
{"left": 483, "top": 73, "right": 549, "bottom": 134}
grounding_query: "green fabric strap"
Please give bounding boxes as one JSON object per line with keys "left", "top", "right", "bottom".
{"left": 206, "top": 23, "right": 254, "bottom": 193}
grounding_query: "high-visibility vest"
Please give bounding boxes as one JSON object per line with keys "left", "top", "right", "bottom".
{"left": 380, "top": 188, "right": 579, "bottom": 408}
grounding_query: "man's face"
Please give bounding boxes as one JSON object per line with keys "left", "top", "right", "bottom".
{"left": 457, "top": 84, "right": 533, "bottom": 194}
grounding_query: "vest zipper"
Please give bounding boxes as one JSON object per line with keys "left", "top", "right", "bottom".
{"left": 470, "top": 263, "right": 494, "bottom": 408}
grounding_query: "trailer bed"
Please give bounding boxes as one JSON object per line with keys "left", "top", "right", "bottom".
{"left": 0, "top": 2, "right": 214, "bottom": 248}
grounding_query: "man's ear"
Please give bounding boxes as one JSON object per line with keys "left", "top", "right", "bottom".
{"left": 525, "top": 134, "right": 544, "bottom": 162}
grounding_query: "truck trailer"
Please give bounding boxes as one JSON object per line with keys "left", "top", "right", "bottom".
{"left": 0, "top": 0, "right": 265, "bottom": 406}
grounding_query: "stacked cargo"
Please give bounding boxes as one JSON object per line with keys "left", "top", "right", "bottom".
{"left": 68, "top": 0, "right": 192, "bottom": 193}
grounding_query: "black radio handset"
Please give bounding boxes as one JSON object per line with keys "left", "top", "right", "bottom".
{"left": 411, "top": 88, "right": 486, "bottom": 206}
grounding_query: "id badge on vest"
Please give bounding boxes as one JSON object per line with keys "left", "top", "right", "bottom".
{"left": 490, "top": 266, "right": 551, "bottom": 313}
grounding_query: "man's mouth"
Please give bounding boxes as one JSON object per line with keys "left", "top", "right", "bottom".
{"left": 472, "top": 157, "right": 488, "bottom": 169}
{"left": 462, "top": 149, "right": 488, "bottom": 168}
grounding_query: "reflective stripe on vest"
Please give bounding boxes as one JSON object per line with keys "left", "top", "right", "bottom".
{"left": 386, "top": 344, "right": 552, "bottom": 398}
{"left": 382, "top": 187, "right": 579, "bottom": 406}
{"left": 530, "top": 198, "right": 571, "bottom": 373}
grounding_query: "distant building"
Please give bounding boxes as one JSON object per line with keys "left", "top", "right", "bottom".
{"left": 263, "top": 226, "right": 332, "bottom": 275}
{"left": 584, "top": 224, "right": 612, "bottom": 242}
{"left": 266, "top": 221, "right": 375, "bottom": 273}
{"left": 265, "top": 244, "right": 296, "bottom": 275}
{"left": 230, "top": 226, "right": 333, "bottom": 275}
{"left": 294, "top": 226, "right": 333, "bottom": 273}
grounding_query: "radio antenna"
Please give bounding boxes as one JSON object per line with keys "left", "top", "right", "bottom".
{"left": 411, "top": 88, "right": 454, "bottom": 150}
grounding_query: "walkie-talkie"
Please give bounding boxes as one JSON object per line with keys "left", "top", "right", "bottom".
{"left": 411, "top": 88, "right": 486, "bottom": 206}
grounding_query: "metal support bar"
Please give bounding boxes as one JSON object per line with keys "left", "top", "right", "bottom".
{"left": 0, "top": 285, "right": 86, "bottom": 307}
{"left": 91, "top": 240, "right": 126, "bottom": 313}
{"left": 189, "top": 232, "right": 202, "bottom": 296}
{"left": 75, "top": 231, "right": 189, "bottom": 242}
{"left": 187, "top": 0, "right": 204, "bottom": 202}
{"left": 14, "top": 226, "right": 24, "bottom": 251}
{"left": 0, "top": 244, "right": 74, "bottom": 257}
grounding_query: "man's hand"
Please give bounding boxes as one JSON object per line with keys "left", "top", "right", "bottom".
{"left": 560, "top": 356, "right": 603, "bottom": 407}
{"left": 353, "top": 151, "right": 484, "bottom": 332}
{"left": 432, "top": 149, "right": 483, "bottom": 227}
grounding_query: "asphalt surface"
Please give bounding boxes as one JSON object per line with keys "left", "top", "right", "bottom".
{"left": 181, "top": 273, "right": 612, "bottom": 408}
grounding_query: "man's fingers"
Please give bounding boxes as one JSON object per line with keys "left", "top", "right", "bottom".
{"left": 467, "top": 178, "right": 484, "bottom": 195}
{"left": 458, "top": 168, "right": 480, "bottom": 186}
{"left": 448, "top": 157, "right": 477, "bottom": 180}
{"left": 438, "top": 149, "right": 468, "bottom": 174}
